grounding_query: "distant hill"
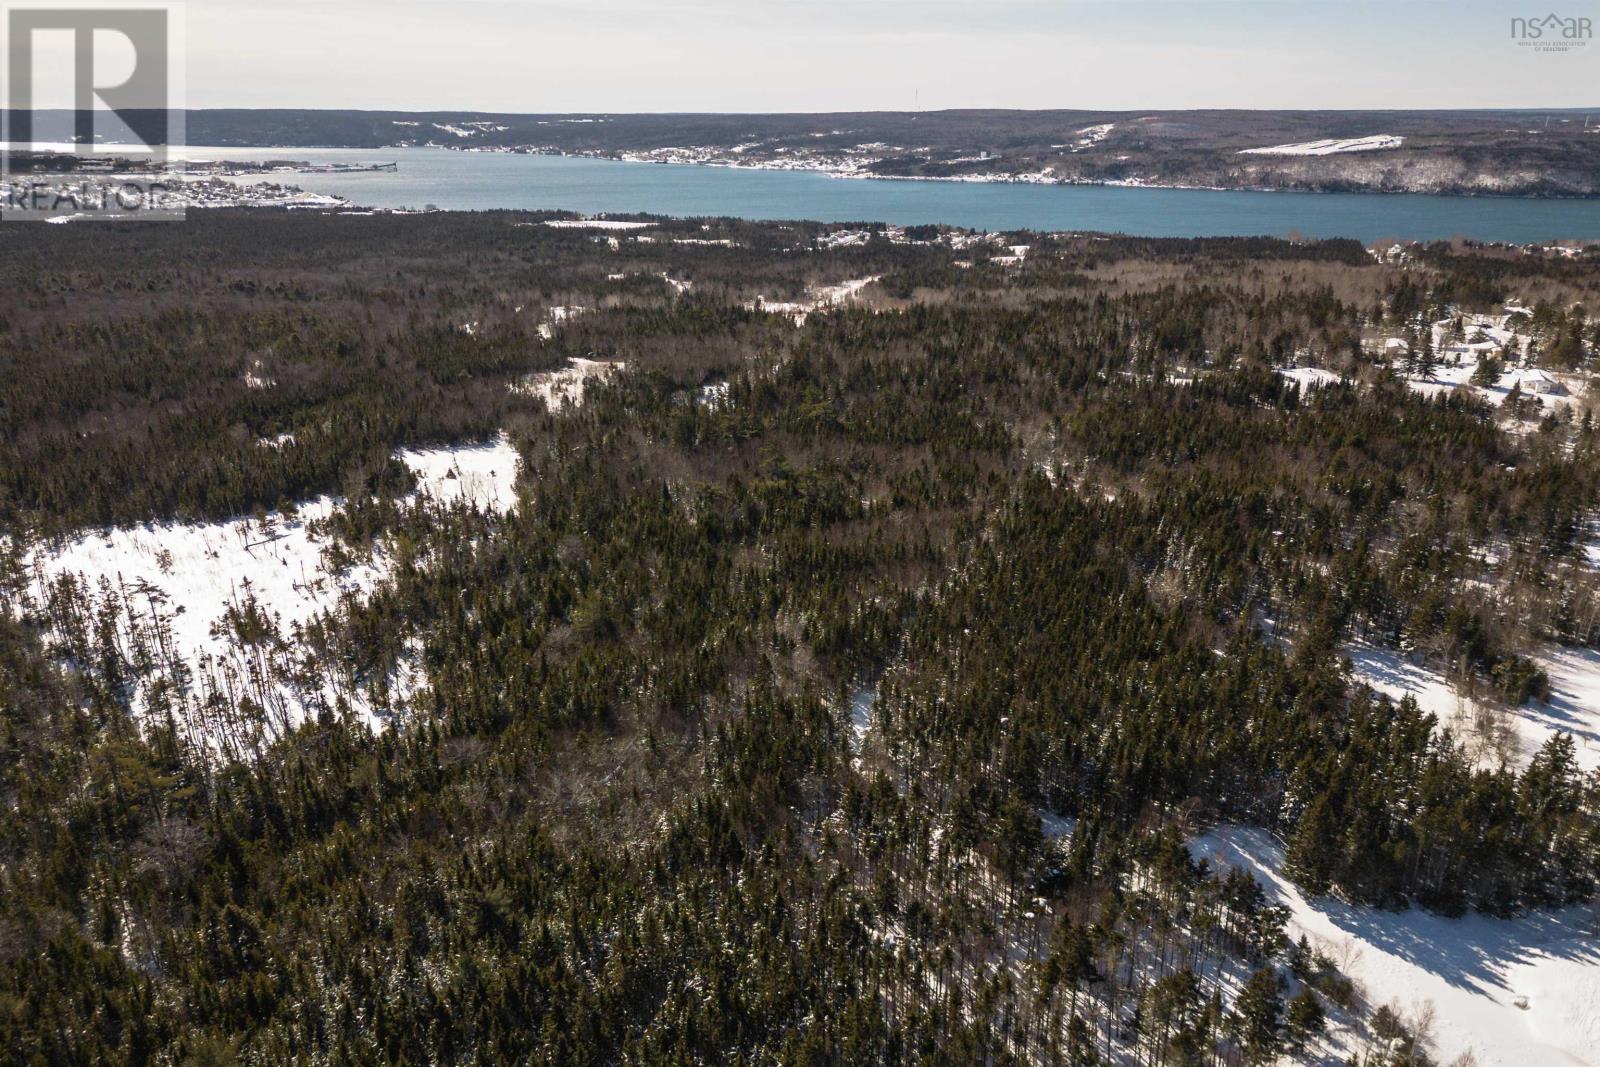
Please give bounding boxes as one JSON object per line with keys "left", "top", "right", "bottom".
{"left": 16, "top": 107, "right": 1600, "bottom": 196}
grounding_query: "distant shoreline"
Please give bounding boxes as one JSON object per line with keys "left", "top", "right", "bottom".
{"left": 426, "top": 146, "right": 1600, "bottom": 201}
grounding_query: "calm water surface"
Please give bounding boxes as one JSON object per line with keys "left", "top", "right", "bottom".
{"left": 195, "top": 145, "right": 1600, "bottom": 243}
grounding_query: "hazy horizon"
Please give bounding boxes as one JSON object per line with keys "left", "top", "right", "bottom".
{"left": 173, "top": 105, "right": 1600, "bottom": 116}
{"left": 160, "top": 1, "right": 1599, "bottom": 113}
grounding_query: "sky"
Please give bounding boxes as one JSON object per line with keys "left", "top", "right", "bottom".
{"left": 51, "top": 0, "right": 1600, "bottom": 111}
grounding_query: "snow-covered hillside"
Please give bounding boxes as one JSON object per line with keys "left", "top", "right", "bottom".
{"left": 1240, "top": 136, "right": 1404, "bottom": 156}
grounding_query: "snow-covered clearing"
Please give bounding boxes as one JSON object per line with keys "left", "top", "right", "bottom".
{"left": 1240, "top": 135, "right": 1404, "bottom": 156}
{"left": 1528, "top": 646, "right": 1600, "bottom": 771}
{"left": 1058, "top": 123, "right": 1113, "bottom": 151}
{"left": 542, "top": 218, "right": 655, "bottom": 230}
{"left": 696, "top": 380, "right": 729, "bottom": 408}
{"left": 1038, "top": 810, "right": 1077, "bottom": 841}
{"left": 1279, "top": 367, "right": 1345, "bottom": 389}
{"left": 813, "top": 276, "right": 879, "bottom": 305}
{"left": 396, "top": 435, "right": 521, "bottom": 512}
{"left": 1346, "top": 643, "right": 1513, "bottom": 769}
{"left": 1401, "top": 356, "right": 1583, "bottom": 413}
{"left": 1346, "top": 643, "right": 1461, "bottom": 719}
{"left": 750, "top": 276, "right": 880, "bottom": 325}
{"left": 536, "top": 304, "right": 588, "bottom": 339}
{"left": 819, "top": 228, "right": 873, "bottom": 249}
{"left": 1190, "top": 825, "right": 1600, "bottom": 1067}
{"left": 17, "top": 496, "right": 389, "bottom": 732}
{"left": 1384, "top": 312, "right": 1589, "bottom": 415}
{"left": 511, "top": 357, "right": 623, "bottom": 409}
{"left": 992, "top": 244, "right": 1031, "bottom": 266}
{"left": 8, "top": 438, "right": 521, "bottom": 754}
{"left": 1582, "top": 516, "right": 1600, "bottom": 570}
{"left": 847, "top": 686, "right": 877, "bottom": 764}
{"left": 1346, "top": 642, "right": 1600, "bottom": 772}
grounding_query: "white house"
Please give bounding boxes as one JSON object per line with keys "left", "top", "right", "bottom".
{"left": 1518, "top": 369, "right": 1564, "bottom": 395}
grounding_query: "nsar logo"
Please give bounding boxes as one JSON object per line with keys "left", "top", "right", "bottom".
{"left": 1511, "top": 12, "right": 1592, "bottom": 51}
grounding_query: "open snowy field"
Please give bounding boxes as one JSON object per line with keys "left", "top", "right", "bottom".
{"left": 1190, "top": 826, "right": 1600, "bottom": 1067}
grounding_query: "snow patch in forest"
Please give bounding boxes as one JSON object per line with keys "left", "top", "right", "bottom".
{"left": 242, "top": 363, "right": 275, "bottom": 390}
{"left": 813, "top": 276, "right": 880, "bottom": 306}
{"left": 991, "top": 244, "right": 1030, "bottom": 266}
{"left": 1527, "top": 646, "right": 1600, "bottom": 772}
{"left": 749, "top": 276, "right": 879, "bottom": 325}
{"left": 15, "top": 496, "right": 392, "bottom": 747}
{"left": 542, "top": 218, "right": 654, "bottom": 230}
{"left": 1345, "top": 642, "right": 1599, "bottom": 772}
{"left": 1038, "top": 810, "right": 1077, "bottom": 840}
{"left": 1346, "top": 643, "right": 1467, "bottom": 723}
{"left": 847, "top": 685, "right": 877, "bottom": 766}
{"left": 1240, "top": 136, "right": 1403, "bottom": 156}
{"left": 1189, "top": 825, "right": 1600, "bottom": 1067}
{"left": 9, "top": 439, "right": 522, "bottom": 755}
{"left": 1581, "top": 516, "right": 1600, "bottom": 569}
{"left": 536, "top": 304, "right": 588, "bottom": 340}
{"left": 511, "top": 357, "right": 622, "bottom": 409}
{"left": 1279, "top": 367, "right": 1344, "bottom": 389}
{"left": 396, "top": 435, "right": 521, "bottom": 513}
{"left": 1064, "top": 123, "right": 1114, "bottom": 150}
{"left": 696, "top": 380, "right": 729, "bottom": 408}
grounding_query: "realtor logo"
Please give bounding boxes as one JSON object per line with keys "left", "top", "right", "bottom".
{"left": 0, "top": 1, "right": 186, "bottom": 220}
{"left": 1511, "top": 12, "right": 1592, "bottom": 51}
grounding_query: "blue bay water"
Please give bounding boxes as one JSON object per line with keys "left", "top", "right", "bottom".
{"left": 200, "top": 145, "right": 1600, "bottom": 244}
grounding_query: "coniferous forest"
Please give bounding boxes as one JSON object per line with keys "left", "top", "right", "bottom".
{"left": 2, "top": 212, "right": 1599, "bottom": 1065}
